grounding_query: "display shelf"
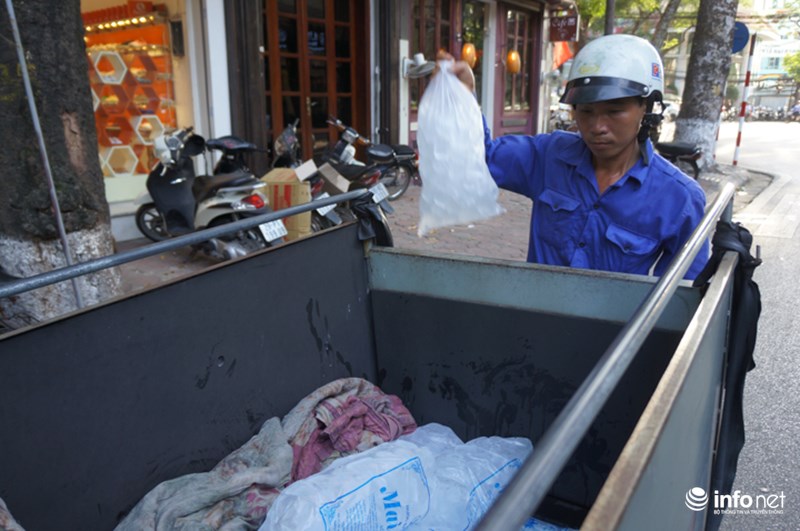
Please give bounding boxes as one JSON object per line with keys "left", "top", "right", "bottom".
{"left": 97, "top": 115, "right": 134, "bottom": 146}
{"left": 104, "top": 145, "right": 138, "bottom": 176}
{"left": 124, "top": 51, "right": 159, "bottom": 83}
{"left": 86, "top": 20, "right": 176, "bottom": 181}
{"left": 132, "top": 144, "right": 157, "bottom": 174}
{"left": 92, "top": 51, "right": 128, "bottom": 85}
{"left": 133, "top": 115, "right": 164, "bottom": 145}
{"left": 129, "top": 85, "right": 160, "bottom": 114}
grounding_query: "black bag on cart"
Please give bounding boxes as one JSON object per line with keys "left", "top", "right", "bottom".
{"left": 693, "top": 221, "right": 762, "bottom": 531}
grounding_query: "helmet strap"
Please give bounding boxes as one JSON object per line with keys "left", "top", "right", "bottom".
{"left": 637, "top": 94, "right": 664, "bottom": 165}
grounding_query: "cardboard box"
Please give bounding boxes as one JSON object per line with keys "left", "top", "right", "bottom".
{"left": 261, "top": 168, "right": 312, "bottom": 241}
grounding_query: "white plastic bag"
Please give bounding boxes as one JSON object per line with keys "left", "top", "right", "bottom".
{"left": 260, "top": 424, "right": 546, "bottom": 531}
{"left": 261, "top": 431, "right": 442, "bottom": 530}
{"left": 416, "top": 60, "right": 504, "bottom": 237}
{"left": 407, "top": 428, "right": 533, "bottom": 530}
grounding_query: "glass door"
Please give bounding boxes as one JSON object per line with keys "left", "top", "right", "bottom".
{"left": 409, "top": 0, "right": 454, "bottom": 147}
{"left": 264, "top": 0, "right": 361, "bottom": 161}
{"left": 460, "top": 0, "right": 487, "bottom": 102}
{"left": 493, "top": 5, "right": 541, "bottom": 137}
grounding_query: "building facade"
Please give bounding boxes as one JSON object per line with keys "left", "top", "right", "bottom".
{"left": 81, "top": 0, "right": 567, "bottom": 241}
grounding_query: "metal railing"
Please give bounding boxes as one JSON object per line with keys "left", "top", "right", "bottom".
{"left": 0, "top": 190, "right": 369, "bottom": 300}
{"left": 476, "top": 182, "right": 736, "bottom": 530}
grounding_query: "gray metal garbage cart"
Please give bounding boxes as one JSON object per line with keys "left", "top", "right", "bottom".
{"left": 0, "top": 186, "right": 738, "bottom": 531}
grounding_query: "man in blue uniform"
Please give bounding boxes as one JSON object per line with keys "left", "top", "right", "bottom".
{"left": 441, "top": 35, "right": 708, "bottom": 279}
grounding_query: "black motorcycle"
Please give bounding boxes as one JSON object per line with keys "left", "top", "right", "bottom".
{"left": 323, "top": 116, "right": 417, "bottom": 201}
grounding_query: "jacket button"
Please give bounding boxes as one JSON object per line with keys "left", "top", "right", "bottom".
{"left": 579, "top": 242, "right": 586, "bottom": 248}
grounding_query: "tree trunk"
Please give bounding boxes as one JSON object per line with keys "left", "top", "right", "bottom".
{"left": 673, "top": 0, "right": 738, "bottom": 169}
{"left": 652, "top": 0, "right": 683, "bottom": 51}
{"left": 0, "top": 0, "right": 121, "bottom": 330}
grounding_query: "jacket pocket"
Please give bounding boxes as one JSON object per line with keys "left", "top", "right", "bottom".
{"left": 605, "top": 223, "right": 658, "bottom": 256}
{"left": 538, "top": 188, "right": 580, "bottom": 213}
{"left": 535, "top": 188, "right": 582, "bottom": 251}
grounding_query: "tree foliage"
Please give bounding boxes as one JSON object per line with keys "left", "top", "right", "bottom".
{"left": 785, "top": 51, "right": 800, "bottom": 82}
{"left": 576, "top": 0, "right": 701, "bottom": 53}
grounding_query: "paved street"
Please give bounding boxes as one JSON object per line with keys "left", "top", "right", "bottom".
{"left": 713, "top": 120, "right": 800, "bottom": 531}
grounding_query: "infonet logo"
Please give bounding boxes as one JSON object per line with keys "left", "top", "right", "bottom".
{"left": 685, "top": 488, "right": 709, "bottom": 511}
{"left": 685, "top": 487, "right": 786, "bottom": 515}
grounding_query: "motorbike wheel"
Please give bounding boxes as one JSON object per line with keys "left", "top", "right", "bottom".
{"left": 135, "top": 203, "right": 170, "bottom": 242}
{"left": 311, "top": 212, "right": 339, "bottom": 232}
{"left": 208, "top": 215, "right": 275, "bottom": 252}
{"left": 380, "top": 166, "right": 412, "bottom": 201}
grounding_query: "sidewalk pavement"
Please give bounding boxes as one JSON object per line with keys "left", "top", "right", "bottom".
{"left": 116, "top": 163, "right": 773, "bottom": 295}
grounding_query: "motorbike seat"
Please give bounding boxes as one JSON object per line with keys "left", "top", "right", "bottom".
{"left": 392, "top": 144, "right": 416, "bottom": 158}
{"left": 206, "top": 136, "right": 258, "bottom": 153}
{"left": 192, "top": 169, "right": 258, "bottom": 201}
{"left": 334, "top": 163, "right": 372, "bottom": 181}
{"left": 655, "top": 141, "right": 700, "bottom": 158}
{"left": 655, "top": 141, "right": 702, "bottom": 180}
{"left": 367, "top": 144, "right": 394, "bottom": 163}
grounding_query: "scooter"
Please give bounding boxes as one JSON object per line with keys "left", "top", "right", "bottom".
{"left": 135, "top": 127, "right": 286, "bottom": 260}
{"left": 323, "top": 116, "right": 417, "bottom": 201}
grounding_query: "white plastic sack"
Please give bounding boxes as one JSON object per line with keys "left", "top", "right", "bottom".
{"left": 403, "top": 426, "right": 533, "bottom": 530}
{"left": 416, "top": 60, "right": 504, "bottom": 236}
{"left": 261, "top": 423, "right": 562, "bottom": 531}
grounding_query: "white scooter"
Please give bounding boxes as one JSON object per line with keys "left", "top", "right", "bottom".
{"left": 134, "top": 128, "right": 286, "bottom": 260}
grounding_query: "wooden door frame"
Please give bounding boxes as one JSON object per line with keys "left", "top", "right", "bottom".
{"left": 227, "top": 0, "right": 371, "bottom": 164}
{"left": 407, "top": 0, "right": 459, "bottom": 149}
{"left": 493, "top": 2, "right": 542, "bottom": 137}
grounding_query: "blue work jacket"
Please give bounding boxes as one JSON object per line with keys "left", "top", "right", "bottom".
{"left": 483, "top": 126, "right": 709, "bottom": 280}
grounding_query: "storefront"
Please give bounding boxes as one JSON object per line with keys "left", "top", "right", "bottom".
{"left": 399, "top": 0, "right": 548, "bottom": 148}
{"left": 81, "top": 0, "right": 230, "bottom": 240}
{"left": 80, "top": 0, "right": 565, "bottom": 241}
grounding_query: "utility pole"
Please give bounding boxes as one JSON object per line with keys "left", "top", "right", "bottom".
{"left": 605, "top": 0, "right": 615, "bottom": 34}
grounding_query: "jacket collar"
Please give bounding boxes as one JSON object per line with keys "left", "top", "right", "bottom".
{"left": 556, "top": 134, "right": 652, "bottom": 186}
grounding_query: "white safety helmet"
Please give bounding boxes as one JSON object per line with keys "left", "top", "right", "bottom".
{"left": 560, "top": 34, "right": 664, "bottom": 106}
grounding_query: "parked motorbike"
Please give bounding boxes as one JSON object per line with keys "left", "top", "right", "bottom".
{"left": 323, "top": 116, "right": 417, "bottom": 201}
{"left": 135, "top": 127, "right": 286, "bottom": 260}
{"left": 270, "top": 120, "right": 346, "bottom": 232}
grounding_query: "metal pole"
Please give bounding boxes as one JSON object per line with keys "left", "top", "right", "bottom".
{"left": 4, "top": 0, "right": 83, "bottom": 308}
{"left": 733, "top": 33, "right": 757, "bottom": 166}
{"left": 604, "top": 0, "right": 615, "bottom": 35}
{"left": 476, "top": 182, "right": 737, "bottom": 531}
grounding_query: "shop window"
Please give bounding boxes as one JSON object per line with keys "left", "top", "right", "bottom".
{"left": 504, "top": 10, "right": 532, "bottom": 113}
{"left": 461, "top": 0, "right": 486, "bottom": 101}
{"left": 84, "top": 5, "right": 177, "bottom": 179}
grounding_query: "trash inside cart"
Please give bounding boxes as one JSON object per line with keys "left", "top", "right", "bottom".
{"left": 0, "top": 184, "right": 753, "bottom": 531}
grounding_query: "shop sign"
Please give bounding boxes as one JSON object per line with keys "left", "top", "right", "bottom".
{"left": 549, "top": 15, "right": 578, "bottom": 42}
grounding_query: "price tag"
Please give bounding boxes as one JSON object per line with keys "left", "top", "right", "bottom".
{"left": 258, "top": 220, "right": 288, "bottom": 242}
{"left": 315, "top": 192, "right": 337, "bottom": 216}
{"left": 370, "top": 182, "right": 389, "bottom": 204}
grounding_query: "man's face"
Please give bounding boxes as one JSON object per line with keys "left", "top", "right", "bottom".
{"left": 573, "top": 97, "right": 646, "bottom": 161}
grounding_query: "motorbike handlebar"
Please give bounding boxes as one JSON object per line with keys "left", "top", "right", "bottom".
{"left": 327, "top": 116, "right": 371, "bottom": 146}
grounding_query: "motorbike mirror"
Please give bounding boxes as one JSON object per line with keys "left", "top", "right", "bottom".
{"left": 183, "top": 135, "right": 206, "bottom": 157}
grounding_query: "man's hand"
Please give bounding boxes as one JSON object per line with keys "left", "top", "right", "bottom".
{"left": 435, "top": 51, "right": 476, "bottom": 94}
